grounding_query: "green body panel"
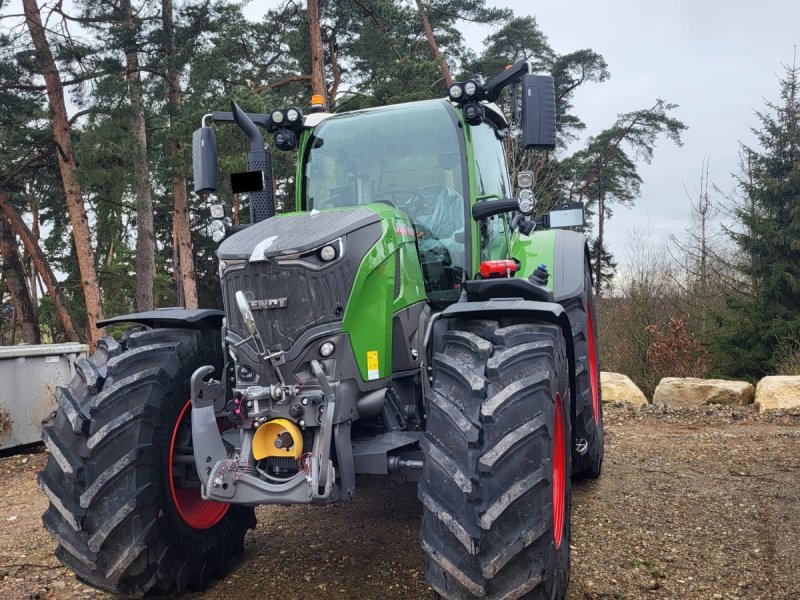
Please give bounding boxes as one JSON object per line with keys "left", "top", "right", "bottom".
{"left": 510, "top": 228, "right": 557, "bottom": 290}
{"left": 339, "top": 203, "right": 425, "bottom": 381}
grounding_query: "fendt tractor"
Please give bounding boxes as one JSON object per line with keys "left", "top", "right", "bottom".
{"left": 38, "top": 60, "right": 604, "bottom": 600}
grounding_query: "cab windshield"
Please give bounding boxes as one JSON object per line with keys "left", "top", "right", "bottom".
{"left": 302, "top": 100, "right": 467, "bottom": 301}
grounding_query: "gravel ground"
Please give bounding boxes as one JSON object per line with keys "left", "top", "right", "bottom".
{"left": 1, "top": 403, "right": 798, "bottom": 600}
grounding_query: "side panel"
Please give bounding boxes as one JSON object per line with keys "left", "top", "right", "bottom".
{"left": 509, "top": 228, "right": 589, "bottom": 301}
{"left": 510, "top": 228, "right": 556, "bottom": 289}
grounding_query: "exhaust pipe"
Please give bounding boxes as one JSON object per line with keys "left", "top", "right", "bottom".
{"left": 231, "top": 102, "right": 275, "bottom": 223}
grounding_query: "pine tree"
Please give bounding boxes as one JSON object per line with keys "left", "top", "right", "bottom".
{"left": 717, "top": 61, "right": 800, "bottom": 377}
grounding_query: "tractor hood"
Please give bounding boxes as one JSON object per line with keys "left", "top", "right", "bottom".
{"left": 217, "top": 208, "right": 381, "bottom": 261}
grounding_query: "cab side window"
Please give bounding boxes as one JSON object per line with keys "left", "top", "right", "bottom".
{"left": 471, "top": 123, "right": 511, "bottom": 259}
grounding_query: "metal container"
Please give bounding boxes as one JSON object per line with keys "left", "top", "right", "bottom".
{"left": 0, "top": 343, "right": 88, "bottom": 450}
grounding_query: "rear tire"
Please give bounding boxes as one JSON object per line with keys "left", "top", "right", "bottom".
{"left": 562, "top": 263, "right": 605, "bottom": 479}
{"left": 420, "top": 319, "right": 571, "bottom": 599}
{"left": 38, "top": 327, "right": 256, "bottom": 596}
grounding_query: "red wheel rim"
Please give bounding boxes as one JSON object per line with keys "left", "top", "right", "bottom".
{"left": 552, "top": 392, "right": 566, "bottom": 549}
{"left": 168, "top": 400, "right": 229, "bottom": 529}
{"left": 587, "top": 304, "right": 600, "bottom": 424}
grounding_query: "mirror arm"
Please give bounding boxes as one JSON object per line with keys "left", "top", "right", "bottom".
{"left": 472, "top": 198, "right": 519, "bottom": 221}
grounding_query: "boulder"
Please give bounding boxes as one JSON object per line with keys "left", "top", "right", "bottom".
{"left": 755, "top": 376, "right": 800, "bottom": 412}
{"left": 601, "top": 372, "right": 648, "bottom": 405}
{"left": 652, "top": 377, "right": 754, "bottom": 407}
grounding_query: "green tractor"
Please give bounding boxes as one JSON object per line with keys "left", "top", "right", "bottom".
{"left": 38, "top": 61, "right": 603, "bottom": 599}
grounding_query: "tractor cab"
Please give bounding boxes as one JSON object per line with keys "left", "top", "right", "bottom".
{"left": 299, "top": 98, "right": 490, "bottom": 303}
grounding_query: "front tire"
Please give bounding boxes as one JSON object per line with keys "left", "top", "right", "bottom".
{"left": 38, "top": 327, "right": 255, "bottom": 596}
{"left": 420, "top": 319, "right": 571, "bottom": 599}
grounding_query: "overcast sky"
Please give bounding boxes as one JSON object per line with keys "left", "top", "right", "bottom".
{"left": 467, "top": 1, "right": 800, "bottom": 263}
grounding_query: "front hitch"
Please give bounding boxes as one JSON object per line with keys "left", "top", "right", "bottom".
{"left": 189, "top": 365, "right": 339, "bottom": 505}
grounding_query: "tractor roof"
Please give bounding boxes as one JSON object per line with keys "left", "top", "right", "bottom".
{"left": 304, "top": 98, "right": 508, "bottom": 130}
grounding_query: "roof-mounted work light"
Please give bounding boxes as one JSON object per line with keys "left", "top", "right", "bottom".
{"left": 268, "top": 107, "right": 305, "bottom": 151}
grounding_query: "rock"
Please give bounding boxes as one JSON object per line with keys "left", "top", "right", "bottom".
{"left": 653, "top": 378, "right": 755, "bottom": 407}
{"left": 755, "top": 376, "right": 800, "bottom": 412}
{"left": 601, "top": 372, "right": 648, "bottom": 405}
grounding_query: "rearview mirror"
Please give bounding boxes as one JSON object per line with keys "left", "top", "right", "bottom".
{"left": 521, "top": 74, "right": 556, "bottom": 150}
{"left": 545, "top": 202, "right": 585, "bottom": 229}
{"left": 192, "top": 127, "right": 218, "bottom": 193}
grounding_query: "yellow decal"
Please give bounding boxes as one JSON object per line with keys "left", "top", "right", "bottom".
{"left": 367, "top": 350, "right": 380, "bottom": 381}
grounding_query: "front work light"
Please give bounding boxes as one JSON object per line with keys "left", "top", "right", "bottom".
{"left": 517, "top": 189, "right": 536, "bottom": 215}
{"left": 448, "top": 84, "right": 463, "bottom": 101}
{"left": 211, "top": 219, "right": 226, "bottom": 243}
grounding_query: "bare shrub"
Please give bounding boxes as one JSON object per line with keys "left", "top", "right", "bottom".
{"left": 646, "top": 318, "right": 708, "bottom": 379}
{"left": 596, "top": 226, "right": 682, "bottom": 398}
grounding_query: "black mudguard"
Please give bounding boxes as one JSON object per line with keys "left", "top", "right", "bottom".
{"left": 438, "top": 299, "right": 577, "bottom": 428}
{"left": 552, "top": 229, "right": 591, "bottom": 302}
{"left": 96, "top": 307, "right": 224, "bottom": 330}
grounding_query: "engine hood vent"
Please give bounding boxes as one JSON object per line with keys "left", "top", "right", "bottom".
{"left": 217, "top": 208, "right": 380, "bottom": 261}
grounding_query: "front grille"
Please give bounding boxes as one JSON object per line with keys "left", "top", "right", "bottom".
{"left": 222, "top": 260, "right": 353, "bottom": 352}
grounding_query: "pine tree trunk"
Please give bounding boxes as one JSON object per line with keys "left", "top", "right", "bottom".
{"left": 21, "top": 0, "right": 104, "bottom": 346}
{"left": 0, "top": 192, "right": 79, "bottom": 341}
{"left": 29, "top": 195, "right": 39, "bottom": 304}
{"left": 0, "top": 216, "right": 41, "bottom": 344}
{"left": 0, "top": 224, "right": 38, "bottom": 345}
{"left": 121, "top": 0, "right": 155, "bottom": 312}
{"left": 595, "top": 191, "right": 605, "bottom": 297}
{"left": 307, "top": 0, "right": 327, "bottom": 104}
{"left": 415, "top": 0, "right": 453, "bottom": 87}
{"left": 162, "top": 0, "right": 198, "bottom": 309}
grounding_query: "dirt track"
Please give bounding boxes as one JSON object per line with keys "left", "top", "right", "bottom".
{"left": 1, "top": 404, "right": 798, "bottom": 600}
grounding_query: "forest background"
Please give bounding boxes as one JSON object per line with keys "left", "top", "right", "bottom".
{"left": 0, "top": 0, "right": 798, "bottom": 396}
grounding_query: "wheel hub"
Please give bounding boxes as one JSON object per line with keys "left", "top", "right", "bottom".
{"left": 168, "top": 399, "right": 230, "bottom": 529}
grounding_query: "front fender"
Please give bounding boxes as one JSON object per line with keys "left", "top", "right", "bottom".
{"left": 96, "top": 308, "right": 224, "bottom": 330}
{"left": 438, "top": 298, "right": 577, "bottom": 435}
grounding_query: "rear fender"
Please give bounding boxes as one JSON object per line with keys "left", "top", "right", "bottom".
{"left": 437, "top": 299, "right": 577, "bottom": 436}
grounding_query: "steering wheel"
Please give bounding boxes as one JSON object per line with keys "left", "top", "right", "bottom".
{"left": 374, "top": 190, "right": 425, "bottom": 208}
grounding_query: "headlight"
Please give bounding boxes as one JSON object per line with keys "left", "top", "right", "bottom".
{"left": 218, "top": 258, "right": 246, "bottom": 278}
{"left": 319, "top": 341, "right": 335, "bottom": 357}
{"left": 319, "top": 244, "right": 337, "bottom": 261}
{"left": 464, "top": 80, "right": 477, "bottom": 97}
{"left": 286, "top": 108, "right": 300, "bottom": 123}
{"left": 448, "top": 83, "right": 463, "bottom": 101}
{"left": 209, "top": 203, "right": 227, "bottom": 219}
{"left": 270, "top": 110, "right": 284, "bottom": 125}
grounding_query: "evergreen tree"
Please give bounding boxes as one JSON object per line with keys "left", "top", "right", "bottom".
{"left": 716, "top": 62, "right": 800, "bottom": 377}
{"left": 589, "top": 237, "right": 617, "bottom": 295}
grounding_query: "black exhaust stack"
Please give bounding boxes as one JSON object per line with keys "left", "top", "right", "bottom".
{"left": 230, "top": 101, "right": 275, "bottom": 222}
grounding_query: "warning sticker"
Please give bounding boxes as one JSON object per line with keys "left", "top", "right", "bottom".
{"left": 367, "top": 350, "right": 379, "bottom": 380}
